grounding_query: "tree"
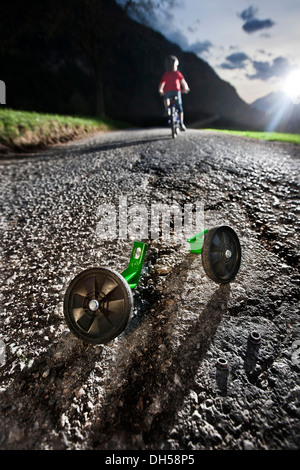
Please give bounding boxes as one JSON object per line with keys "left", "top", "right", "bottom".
{"left": 52, "top": 0, "right": 112, "bottom": 118}
{"left": 0, "top": 0, "right": 115, "bottom": 117}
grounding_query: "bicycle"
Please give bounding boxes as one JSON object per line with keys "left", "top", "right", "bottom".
{"left": 165, "top": 90, "right": 189, "bottom": 138}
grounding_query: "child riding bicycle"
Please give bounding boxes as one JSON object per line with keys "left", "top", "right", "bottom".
{"left": 158, "top": 55, "right": 190, "bottom": 131}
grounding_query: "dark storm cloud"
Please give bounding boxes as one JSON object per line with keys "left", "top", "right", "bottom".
{"left": 227, "top": 52, "right": 249, "bottom": 64}
{"left": 247, "top": 57, "right": 291, "bottom": 80}
{"left": 220, "top": 52, "right": 249, "bottom": 70}
{"left": 220, "top": 62, "right": 241, "bottom": 70}
{"left": 166, "top": 30, "right": 213, "bottom": 57}
{"left": 188, "top": 40, "right": 213, "bottom": 55}
{"left": 166, "top": 30, "right": 190, "bottom": 50}
{"left": 239, "top": 6, "right": 258, "bottom": 21}
{"left": 243, "top": 18, "right": 275, "bottom": 33}
{"left": 220, "top": 52, "right": 292, "bottom": 82}
{"left": 238, "top": 6, "right": 275, "bottom": 34}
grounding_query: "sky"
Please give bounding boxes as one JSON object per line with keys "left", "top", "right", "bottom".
{"left": 146, "top": 0, "right": 300, "bottom": 104}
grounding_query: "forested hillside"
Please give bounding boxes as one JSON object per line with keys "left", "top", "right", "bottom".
{"left": 1, "top": 0, "right": 265, "bottom": 129}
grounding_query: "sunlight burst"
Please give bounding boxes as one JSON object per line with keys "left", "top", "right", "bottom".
{"left": 282, "top": 69, "right": 300, "bottom": 103}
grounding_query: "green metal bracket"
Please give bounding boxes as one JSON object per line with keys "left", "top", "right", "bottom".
{"left": 121, "top": 231, "right": 207, "bottom": 289}
{"left": 121, "top": 241, "right": 148, "bottom": 289}
{"left": 187, "top": 229, "right": 208, "bottom": 254}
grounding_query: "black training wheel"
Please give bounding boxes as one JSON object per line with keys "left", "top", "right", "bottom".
{"left": 201, "top": 226, "right": 241, "bottom": 284}
{"left": 64, "top": 267, "right": 133, "bottom": 344}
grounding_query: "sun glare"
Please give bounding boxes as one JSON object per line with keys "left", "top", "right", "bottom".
{"left": 282, "top": 69, "right": 300, "bottom": 103}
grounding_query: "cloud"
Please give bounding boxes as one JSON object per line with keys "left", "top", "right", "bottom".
{"left": 187, "top": 19, "right": 201, "bottom": 34}
{"left": 247, "top": 57, "right": 292, "bottom": 81}
{"left": 166, "top": 30, "right": 190, "bottom": 50}
{"left": 219, "top": 51, "right": 292, "bottom": 83}
{"left": 165, "top": 30, "right": 213, "bottom": 57}
{"left": 243, "top": 18, "right": 275, "bottom": 33}
{"left": 139, "top": 2, "right": 212, "bottom": 59}
{"left": 238, "top": 6, "right": 275, "bottom": 34}
{"left": 220, "top": 52, "right": 249, "bottom": 70}
{"left": 187, "top": 40, "right": 213, "bottom": 56}
{"left": 239, "top": 6, "right": 258, "bottom": 22}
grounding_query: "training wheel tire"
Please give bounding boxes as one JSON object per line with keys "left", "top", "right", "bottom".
{"left": 201, "top": 226, "right": 241, "bottom": 284}
{"left": 64, "top": 267, "right": 133, "bottom": 344}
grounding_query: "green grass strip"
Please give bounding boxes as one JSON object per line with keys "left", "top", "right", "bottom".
{"left": 205, "top": 128, "right": 300, "bottom": 145}
{"left": 0, "top": 108, "right": 129, "bottom": 151}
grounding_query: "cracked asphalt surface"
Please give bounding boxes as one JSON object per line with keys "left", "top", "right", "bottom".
{"left": 0, "top": 128, "right": 299, "bottom": 450}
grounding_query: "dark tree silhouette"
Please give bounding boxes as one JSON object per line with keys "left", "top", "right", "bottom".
{"left": 0, "top": 0, "right": 177, "bottom": 117}
{"left": 54, "top": 0, "right": 177, "bottom": 116}
{"left": 49, "top": 0, "right": 112, "bottom": 117}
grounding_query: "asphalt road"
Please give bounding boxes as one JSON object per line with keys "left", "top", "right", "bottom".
{"left": 0, "top": 128, "right": 299, "bottom": 450}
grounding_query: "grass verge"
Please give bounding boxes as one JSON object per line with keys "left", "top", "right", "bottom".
{"left": 205, "top": 128, "right": 300, "bottom": 145}
{"left": 0, "top": 108, "right": 129, "bottom": 152}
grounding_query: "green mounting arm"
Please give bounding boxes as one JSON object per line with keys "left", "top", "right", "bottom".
{"left": 121, "top": 231, "right": 207, "bottom": 289}
{"left": 121, "top": 241, "right": 148, "bottom": 289}
{"left": 187, "top": 229, "right": 208, "bottom": 253}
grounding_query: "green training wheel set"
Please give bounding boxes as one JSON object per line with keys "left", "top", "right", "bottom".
{"left": 63, "top": 226, "right": 241, "bottom": 344}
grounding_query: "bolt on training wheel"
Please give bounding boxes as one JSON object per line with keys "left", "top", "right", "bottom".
{"left": 64, "top": 267, "right": 133, "bottom": 344}
{"left": 201, "top": 225, "right": 241, "bottom": 284}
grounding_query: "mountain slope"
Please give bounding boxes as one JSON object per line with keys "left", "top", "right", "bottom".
{"left": 101, "top": 3, "right": 265, "bottom": 129}
{"left": 251, "top": 92, "right": 300, "bottom": 132}
{"left": 1, "top": 0, "right": 265, "bottom": 129}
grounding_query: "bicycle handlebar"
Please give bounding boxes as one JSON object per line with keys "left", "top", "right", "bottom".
{"left": 159, "top": 89, "right": 190, "bottom": 95}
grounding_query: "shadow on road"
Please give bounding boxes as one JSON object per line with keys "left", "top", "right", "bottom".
{"left": 69, "top": 135, "right": 171, "bottom": 156}
{"left": 0, "top": 132, "right": 171, "bottom": 162}
{"left": 88, "top": 246, "right": 231, "bottom": 449}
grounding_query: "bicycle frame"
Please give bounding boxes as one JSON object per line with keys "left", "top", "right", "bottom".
{"left": 166, "top": 96, "right": 180, "bottom": 138}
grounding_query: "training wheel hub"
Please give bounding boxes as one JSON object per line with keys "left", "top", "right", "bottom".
{"left": 88, "top": 299, "right": 99, "bottom": 312}
{"left": 83, "top": 290, "right": 109, "bottom": 317}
